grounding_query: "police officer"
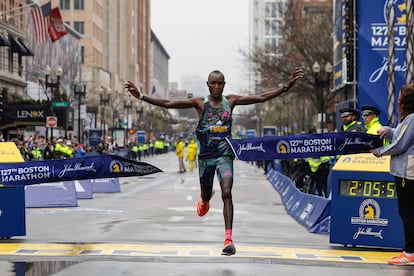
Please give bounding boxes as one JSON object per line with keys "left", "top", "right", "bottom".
{"left": 361, "top": 105, "right": 382, "bottom": 135}
{"left": 339, "top": 107, "right": 364, "bottom": 132}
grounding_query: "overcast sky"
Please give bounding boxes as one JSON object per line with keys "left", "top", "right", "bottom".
{"left": 151, "top": 0, "right": 250, "bottom": 94}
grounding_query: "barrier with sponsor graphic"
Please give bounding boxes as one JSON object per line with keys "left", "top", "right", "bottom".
{"left": 266, "top": 169, "right": 330, "bottom": 234}
{"left": 91, "top": 178, "right": 120, "bottom": 193}
{"left": 25, "top": 181, "right": 78, "bottom": 208}
{"left": 75, "top": 179, "right": 93, "bottom": 199}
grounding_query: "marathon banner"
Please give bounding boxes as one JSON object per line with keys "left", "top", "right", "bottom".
{"left": 0, "top": 155, "right": 162, "bottom": 187}
{"left": 226, "top": 132, "right": 383, "bottom": 161}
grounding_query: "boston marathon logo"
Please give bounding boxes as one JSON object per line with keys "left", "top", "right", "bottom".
{"left": 109, "top": 158, "right": 161, "bottom": 175}
{"left": 110, "top": 160, "right": 123, "bottom": 173}
{"left": 351, "top": 198, "right": 389, "bottom": 227}
{"left": 276, "top": 140, "right": 289, "bottom": 154}
{"left": 352, "top": 199, "right": 388, "bottom": 240}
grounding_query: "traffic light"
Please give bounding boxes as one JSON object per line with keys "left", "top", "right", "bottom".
{"left": 129, "top": 129, "right": 135, "bottom": 135}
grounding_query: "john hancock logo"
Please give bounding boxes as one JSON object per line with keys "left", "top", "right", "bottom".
{"left": 276, "top": 140, "right": 290, "bottom": 155}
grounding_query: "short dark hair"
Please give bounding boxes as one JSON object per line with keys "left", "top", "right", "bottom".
{"left": 208, "top": 70, "right": 224, "bottom": 80}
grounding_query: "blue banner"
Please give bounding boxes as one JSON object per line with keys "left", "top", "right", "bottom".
{"left": 357, "top": 0, "right": 406, "bottom": 124}
{"left": 226, "top": 132, "right": 383, "bottom": 161}
{"left": 0, "top": 155, "right": 162, "bottom": 187}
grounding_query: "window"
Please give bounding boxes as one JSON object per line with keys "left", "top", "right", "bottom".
{"left": 60, "top": 0, "right": 70, "bottom": 10}
{"left": 74, "top": 0, "right": 84, "bottom": 10}
{"left": 74, "top": 21, "right": 84, "bottom": 34}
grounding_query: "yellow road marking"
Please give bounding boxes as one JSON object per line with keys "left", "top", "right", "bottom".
{"left": 0, "top": 243, "right": 396, "bottom": 264}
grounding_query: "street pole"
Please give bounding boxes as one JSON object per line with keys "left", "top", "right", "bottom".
{"left": 312, "top": 61, "right": 332, "bottom": 133}
{"left": 74, "top": 84, "right": 86, "bottom": 143}
{"left": 100, "top": 89, "right": 110, "bottom": 138}
{"left": 45, "top": 65, "right": 62, "bottom": 142}
{"left": 124, "top": 99, "right": 132, "bottom": 144}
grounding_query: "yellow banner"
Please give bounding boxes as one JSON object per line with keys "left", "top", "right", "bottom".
{"left": 0, "top": 142, "right": 24, "bottom": 163}
{"left": 333, "top": 153, "right": 390, "bottom": 172}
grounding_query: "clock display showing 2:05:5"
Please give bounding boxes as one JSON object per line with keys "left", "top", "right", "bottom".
{"left": 339, "top": 179, "right": 396, "bottom": 199}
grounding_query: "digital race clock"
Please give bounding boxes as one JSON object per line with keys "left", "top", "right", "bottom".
{"left": 339, "top": 179, "right": 396, "bottom": 199}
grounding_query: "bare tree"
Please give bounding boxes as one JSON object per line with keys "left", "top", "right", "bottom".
{"left": 243, "top": 0, "right": 334, "bottom": 132}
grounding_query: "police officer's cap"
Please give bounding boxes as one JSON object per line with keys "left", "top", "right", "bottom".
{"left": 340, "top": 107, "right": 359, "bottom": 118}
{"left": 361, "top": 105, "right": 380, "bottom": 116}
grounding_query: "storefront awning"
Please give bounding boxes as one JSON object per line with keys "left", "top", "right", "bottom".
{"left": 18, "top": 38, "right": 34, "bottom": 56}
{"left": 0, "top": 33, "right": 10, "bottom": 47}
{"left": 9, "top": 36, "right": 34, "bottom": 56}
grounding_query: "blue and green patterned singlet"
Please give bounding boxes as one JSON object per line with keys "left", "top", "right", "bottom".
{"left": 195, "top": 95, "right": 234, "bottom": 159}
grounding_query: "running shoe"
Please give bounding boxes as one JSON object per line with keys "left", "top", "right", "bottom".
{"left": 197, "top": 199, "right": 209, "bottom": 216}
{"left": 388, "top": 251, "right": 414, "bottom": 265}
{"left": 221, "top": 239, "right": 236, "bottom": 256}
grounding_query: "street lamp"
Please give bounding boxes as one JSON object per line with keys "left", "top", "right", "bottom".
{"left": 113, "top": 110, "right": 119, "bottom": 128}
{"left": 312, "top": 61, "right": 332, "bottom": 132}
{"left": 100, "top": 88, "right": 110, "bottom": 137}
{"left": 136, "top": 106, "right": 143, "bottom": 130}
{"left": 124, "top": 99, "right": 132, "bottom": 142}
{"left": 73, "top": 83, "right": 86, "bottom": 143}
{"left": 45, "top": 65, "right": 63, "bottom": 141}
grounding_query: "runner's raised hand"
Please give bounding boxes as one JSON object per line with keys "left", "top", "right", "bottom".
{"left": 123, "top": 81, "right": 143, "bottom": 99}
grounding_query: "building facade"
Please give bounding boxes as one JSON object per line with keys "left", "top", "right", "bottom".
{"left": 57, "top": 0, "right": 151, "bottom": 139}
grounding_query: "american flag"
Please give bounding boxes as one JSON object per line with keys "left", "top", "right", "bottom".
{"left": 31, "top": 2, "right": 51, "bottom": 44}
{"left": 151, "top": 85, "right": 160, "bottom": 98}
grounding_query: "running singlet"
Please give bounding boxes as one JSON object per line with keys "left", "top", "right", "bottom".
{"left": 196, "top": 95, "right": 234, "bottom": 159}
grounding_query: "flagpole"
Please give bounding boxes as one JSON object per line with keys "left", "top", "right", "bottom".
{"left": 0, "top": 2, "right": 39, "bottom": 18}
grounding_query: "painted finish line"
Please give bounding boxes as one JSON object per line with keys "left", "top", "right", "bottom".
{"left": 0, "top": 243, "right": 396, "bottom": 264}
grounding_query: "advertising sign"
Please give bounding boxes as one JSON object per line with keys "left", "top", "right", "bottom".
{"left": 137, "top": 130, "right": 146, "bottom": 143}
{"left": 357, "top": 0, "right": 407, "bottom": 124}
{"left": 88, "top": 129, "right": 102, "bottom": 147}
{"left": 263, "top": 126, "right": 276, "bottom": 137}
{"left": 246, "top": 129, "right": 256, "bottom": 138}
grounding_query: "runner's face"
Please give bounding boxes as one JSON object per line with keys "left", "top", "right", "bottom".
{"left": 207, "top": 73, "right": 225, "bottom": 99}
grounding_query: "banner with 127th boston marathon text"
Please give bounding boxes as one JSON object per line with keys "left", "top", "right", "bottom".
{"left": 0, "top": 155, "right": 162, "bottom": 187}
{"left": 226, "top": 132, "right": 383, "bottom": 161}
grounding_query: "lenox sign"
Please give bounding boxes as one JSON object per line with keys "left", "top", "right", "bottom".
{"left": 16, "top": 110, "right": 45, "bottom": 119}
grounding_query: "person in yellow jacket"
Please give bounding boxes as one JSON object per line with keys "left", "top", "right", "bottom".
{"left": 306, "top": 126, "right": 331, "bottom": 197}
{"left": 362, "top": 105, "right": 383, "bottom": 135}
{"left": 186, "top": 139, "right": 198, "bottom": 172}
{"left": 307, "top": 156, "right": 331, "bottom": 197}
{"left": 155, "top": 139, "right": 164, "bottom": 155}
{"left": 31, "top": 143, "right": 42, "bottom": 160}
{"left": 175, "top": 138, "right": 186, "bottom": 173}
{"left": 362, "top": 105, "right": 389, "bottom": 145}
{"left": 54, "top": 139, "right": 72, "bottom": 158}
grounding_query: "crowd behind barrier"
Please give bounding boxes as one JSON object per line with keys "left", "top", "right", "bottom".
{"left": 251, "top": 157, "right": 333, "bottom": 198}
{"left": 1, "top": 134, "right": 178, "bottom": 162}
